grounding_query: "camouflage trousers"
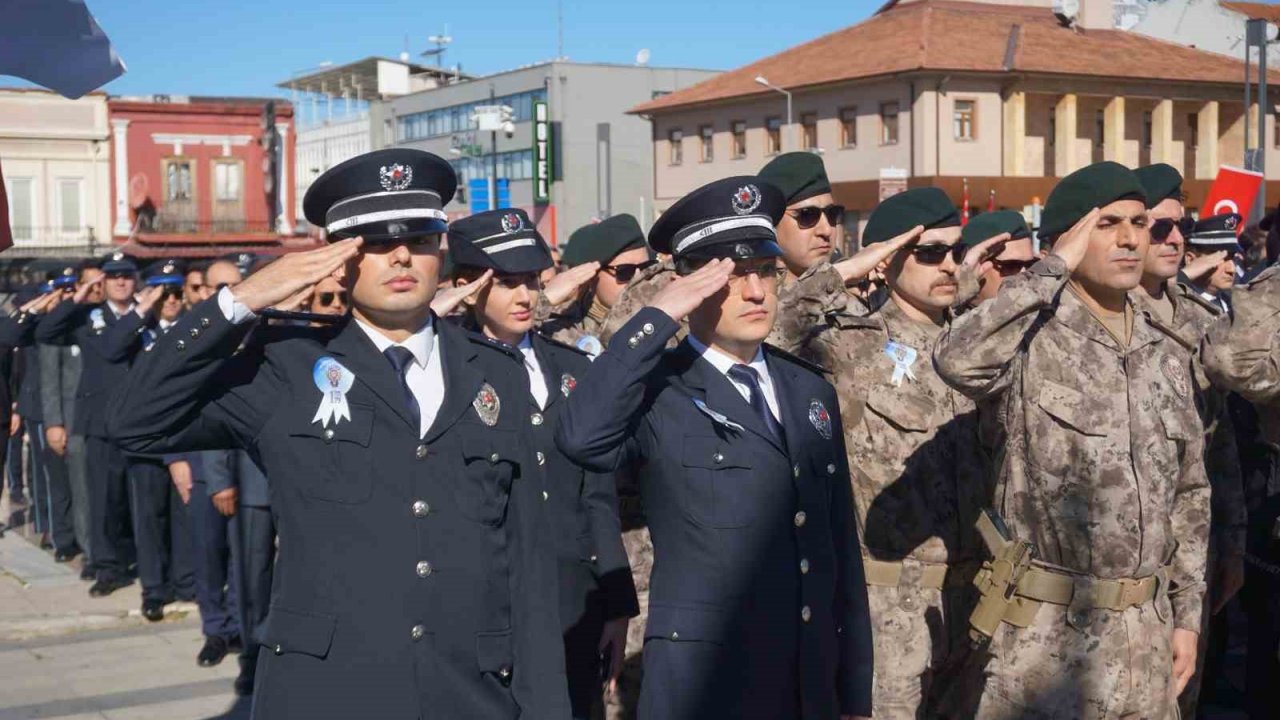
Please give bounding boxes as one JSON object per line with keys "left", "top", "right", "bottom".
{"left": 603, "top": 526, "right": 652, "bottom": 720}
{"left": 866, "top": 576, "right": 974, "bottom": 719}
{"left": 975, "top": 596, "right": 1177, "bottom": 719}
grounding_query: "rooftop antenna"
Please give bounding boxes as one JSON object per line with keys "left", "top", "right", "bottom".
{"left": 423, "top": 25, "right": 453, "bottom": 67}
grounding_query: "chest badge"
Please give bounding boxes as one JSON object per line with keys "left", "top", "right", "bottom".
{"left": 575, "top": 335, "right": 603, "bottom": 358}
{"left": 884, "top": 340, "right": 919, "bottom": 387}
{"left": 1161, "top": 354, "right": 1189, "bottom": 398}
{"left": 473, "top": 383, "right": 502, "bottom": 426}
{"left": 809, "top": 399, "right": 832, "bottom": 440}
{"left": 311, "top": 357, "right": 355, "bottom": 428}
{"left": 90, "top": 307, "right": 106, "bottom": 331}
{"left": 560, "top": 373, "right": 577, "bottom": 397}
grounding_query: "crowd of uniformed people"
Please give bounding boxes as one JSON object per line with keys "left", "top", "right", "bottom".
{"left": 0, "top": 145, "right": 1277, "bottom": 720}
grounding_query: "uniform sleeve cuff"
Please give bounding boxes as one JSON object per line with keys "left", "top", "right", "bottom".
{"left": 217, "top": 287, "right": 256, "bottom": 324}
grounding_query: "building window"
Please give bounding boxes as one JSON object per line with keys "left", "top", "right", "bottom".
{"left": 165, "top": 159, "right": 194, "bottom": 201}
{"left": 214, "top": 161, "right": 242, "bottom": 202}
{"left": 699, "top": 125, "right": 714, "bottom": 163}
{"left": 1142, "top": 111, "right": 1153, "bottom": 150}
{"left": 668, "top": 128, "right": 683, "bottom": 165}
{"left": 56, "top": 179, "right": 84, "bottom": 234}
{"left": 953, "top": 100, "right": 975, "bottom": 141}
{"left": 1095, "top": 109, "right": 1105, "bottom": 149}
{"left": 880, "top": 102, "right": 900, "bottom": 145}
{"left": 801, "top": 113, "right": 818, "bottom": 151}
{"left": 731, "top": 121, "right": 747, "bottom": 159}
{"left": 5, "top": 177, "right": 34, "bottom": 241}
{"left": 397, "top": 88, "right": 549, "bottom": 141}
{"left": 839, "top": 107, "right": 857, "bottom": 148}
{"left": 766, "top": 117, "right": 782, "bottom": 155}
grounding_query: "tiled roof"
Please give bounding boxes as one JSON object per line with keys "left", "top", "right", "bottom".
{"left": 1222, "top": 1, "right": 1280, "bottom": 23}
{"left": 632, "top": 1, "right": 1268, "bottom": 114}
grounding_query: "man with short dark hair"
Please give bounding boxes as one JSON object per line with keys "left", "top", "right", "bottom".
{"left": 556, "top": 176, "right": 873, "bottom": 720}
{"left": 935, "top": 161, "right": 1210, "bottom": 718}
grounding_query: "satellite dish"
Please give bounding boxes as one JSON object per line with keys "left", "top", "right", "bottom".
{"left": 635, "top": 48, "right": 651, "bottom": 66}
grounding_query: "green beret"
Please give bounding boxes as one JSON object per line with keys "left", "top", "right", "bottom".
{"left": 863, "top": 187, "right": 960, "bottom": 245}
{"left": 1040, "top": 161, "right": 1147, "bottom": 238}
{"left": 561, "top": 214, "right": 648, "bottom": 267}
{"left": 960, "top": 210, "right": 1031, "bottom": 247}
{"left": 758, "top": 152, "right": 831, "bottom": 206}
{"left": 1134, "top": 163, "right": 1182, "bottom": 208}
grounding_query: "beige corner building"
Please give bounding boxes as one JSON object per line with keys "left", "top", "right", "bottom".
{"left": 632, "top": 0, "right": 1279, "bottom": 249}
{"left": 0, "top": 88, "right": 112, "bottom": 256}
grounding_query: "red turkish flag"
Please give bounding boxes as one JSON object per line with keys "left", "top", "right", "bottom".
{"left": 0, "top": 158, "right": 11, "bottom": 251}
{"left": 1202, "top": 166, "right": 1264, "bottom": 234}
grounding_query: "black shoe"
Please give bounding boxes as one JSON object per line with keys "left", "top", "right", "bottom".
{"left": 54, "top": 547, "right": 81, "bottom": 563}
{"left": 197, "top": 636, "right": 230, "bottom": 667}
{"left": 227, "top": 635, "right": 244, "bottom": 653}
{"left": 141, "top": 599, "right": 165, "bottom": 622}
{"left": 39, "top": 533, "right": 53, "bottom": 550}
{"left": 234, "top": 668, "right": 256, "bottom": 696}
{"left": 88, "top": 576, "right": 132, "bottom": 597}
{"left": 79, "top": 566, "right": 95, "bottom": 581}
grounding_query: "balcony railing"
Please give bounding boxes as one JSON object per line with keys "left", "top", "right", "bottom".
{"left": 134, "top": 216, "right": 276, "bottom": 237}
{"left": 7, "top": 227, "right": 102, "bottom": 256}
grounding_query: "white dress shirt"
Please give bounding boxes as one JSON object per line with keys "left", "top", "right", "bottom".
{"left": 218, "top": 287, "right": 445, "bottom": 437}
{"left": 518, "top": 334, "right": 549, "bottom": 410}
{"left": 687, "top": 334, "right": 782, "bottom": 424}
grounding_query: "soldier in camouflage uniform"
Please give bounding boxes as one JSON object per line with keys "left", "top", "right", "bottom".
{"left": 935, "top": 162, "right": 1211, "bottom": 719}
{"left": 771, "top": 187, "right": 994, "bottom": 719}
{"left": 541, "top": 214, "right": 654, "bottom": 355}
{"left": 1132, "top": 165, "right": 1246, "bottom": 717}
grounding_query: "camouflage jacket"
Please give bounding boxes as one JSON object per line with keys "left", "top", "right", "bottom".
{"left": 775, "top": 277, "right": 989, "bottom": 566}
{"left": 599, "top": 259, "right": 684, "bottom": 348}
{"left": 1203, "top": 264, "right": 1280, "bottom": 409}
{"left": 766, "top": 262, "right": 870, "bottom": 348}
{"left": 934, "top": 254, "right": 1210, "bottom": 631}
{"left": 1135, "top": 282, "right": 1247, "bottom": 558}
{"left": 536, "top": 294, "right": 607, "bottom": 352}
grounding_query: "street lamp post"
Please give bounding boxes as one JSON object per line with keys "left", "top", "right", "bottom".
{"left": 755, "top": 75, "right": 793, "bottom": 151}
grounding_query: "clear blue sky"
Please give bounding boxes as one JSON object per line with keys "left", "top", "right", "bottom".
{"left": 69, "top": 0, "right": 882, "bottom": 98}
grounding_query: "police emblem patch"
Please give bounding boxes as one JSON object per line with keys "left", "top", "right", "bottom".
{"left": 1161, "top": 355, "right": 1188, "bottom": 397}
{"left": 809, "top": 399, "right": 832, "bottom": 440}
{"left": 379, "top": 163, "right": 413, "bottom": 191}
{"left": 500, "top": 212, "right": 524, "bottom": 233}
{"left": 733, "top": 243, "right": 751, "bottom": 258}
{"left": 731, "top": 184, "right": 762, "bottom": 215}
{"left": 560, "top": 373, "right": 577, "bottom": 397}
{"left": 162, "top": 261, "right": 176, "bottom": 274}
{"left": 1225, "top": 215, "right": 1238, "bottom": 231}
{"left": 473, "top": 383, "right": 501, "bottom": 426}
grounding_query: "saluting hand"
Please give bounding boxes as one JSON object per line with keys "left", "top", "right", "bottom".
{"left": 833, "top": 225, "right": 923, "bottom": 285}
{"left": 542, "top": 261, "right": 600, "bottom": 307}
{"left": 1048, "top": 208, "right": 1100, "bottom": 274}
{"left": 72, "top": 276, "right": 102, "bottom": 304}
{"left": 134, "top": 285, "right": 165, "bottom": 317}
{"left": 960, "top": 232, "right": 1011, "bottom": 279}
{"left": 19, "top": 290, "right": 63, "bottom": 316}
{"left": 430, "top": 269, "right": 493, "bottom": 317}
{"left": 649, "top": 258, "right": 734, "bottom": 322}
{"left": 232, "top": 238, "right": 363, "bottom": 313}
{"left": 1182, "top": 250, "right": 1228, "bottom": 282}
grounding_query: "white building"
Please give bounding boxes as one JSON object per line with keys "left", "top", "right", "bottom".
{"left": 1128, "top": 0, "right": 1280, "bottom": 64}
{"left": 0, "top": 88, "right": 112, "bottom": 257}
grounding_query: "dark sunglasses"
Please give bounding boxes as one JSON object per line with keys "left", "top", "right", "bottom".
{"left": 787, "top": 204, "right": 845, "bottom": 230}
{"left": 1150, "top": 217, "right": 1195, "bottom": 243}
{"left": 601, "top": 260, "right": 656, "bottom": 283}
{"left": 990, "top": 258, "right": 1038, "bottom": 276}
{"left": 318, "top": 291, "right": 349, "bottom": 307}
{"left": 910, "top": 243, "right": 965, "bottom": 265}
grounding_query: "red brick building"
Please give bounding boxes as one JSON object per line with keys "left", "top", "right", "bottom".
{"left": 108, "top": 95, "right": 313, "bottom": 257}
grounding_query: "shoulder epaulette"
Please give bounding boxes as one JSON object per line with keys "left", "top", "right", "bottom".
{"left": 763, "top": 343, "right": 832, "bottom": 376}
{"left": 534, "top": 331, "right": 591, "bottom": 358}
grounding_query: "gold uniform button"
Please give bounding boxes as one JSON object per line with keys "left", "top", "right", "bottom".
{"left": 536, "top": 451, "right": 546, "bottom": 466}
{"left": 531, "top": 413, "right": 544, "bottom": 426}
{"left": 410, "top": 625, "right": 425, "bottom": 641}
{"left": 322, "top": 428, "right": 335, "bottom": 443}
{"left": 801, "top": 606, "right": 812, "bottom": 623}
{"left": 489, "top": 452, "right": 500, "bottom": 463}
{"left": 794, "top": 511, "right": 807, "bottom": 527}
{"left": 273, "top": 644, "right": 283, "bottom": 655}
{"left": 498, "top": 666, "right": 512, "bottom": 680}
{"left": 412, "top": 500, "right": 430, "bottom": 517}
{"left": 713, "top": 452, "right": 724, "bottom": 464}
{"left": 793, "top": 464, "right": 800, "bottom": 478}
{"left": 200, "top": 317, "right": 211, "bottom": 328}
{"left": 826, "top": 463, "right": 836, "bottom": 475}
{"left": 627, "top": 336, "right": 640, "bottom": 349}
{"left": 175, "top": 340, "right": 186, "bottom": 351}
{"left": 189, "top": 327, "right": 200, "bottom": 338}
{"left": 670, "top": 631, "right": 680, "bottom": 640}
{"left": 416, "top": 561, "right": 433, "bottom": 578}
{"left": 800, "top": 558, "right": 810, "bottom": 574}
{"left": 642, "top": 322, "right": 655, "bottom": 335}
{"left": 415, "top": 444, "right": 428, "bottom": 459}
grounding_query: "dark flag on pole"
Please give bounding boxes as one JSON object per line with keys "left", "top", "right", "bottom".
{"left": 0, "top": 0, "right": 125, "bottom": 99}
{"left": 0, "top": 0, "right": 125, "bottom": 250}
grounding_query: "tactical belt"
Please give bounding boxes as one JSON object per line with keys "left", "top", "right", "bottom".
{"left": 1013, "top": 565, "right": 1163, "bottom": 610}
{"left": 862, "top": 556, "right": 978, "bottom": 590}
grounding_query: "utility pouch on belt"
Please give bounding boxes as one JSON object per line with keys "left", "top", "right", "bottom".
{"left": 969, "top": 508, "right": 1037, "bottom": 645}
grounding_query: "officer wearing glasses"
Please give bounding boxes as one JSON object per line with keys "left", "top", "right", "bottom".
{"left": 957, "top": 210, "right": 1037, "bottom": 306}
{"left": 309, "top": 276, "right": 350, "bottom": 318}
{"left": 556, "top": 175, "right": 873, "bottom": 720}
{"left": 759, "top": 152, "right": 845, "bottom": 280}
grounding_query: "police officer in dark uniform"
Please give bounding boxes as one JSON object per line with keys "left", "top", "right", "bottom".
{"left": 555, "top": 177, "right": 874, "bottom": 720}
{"left": 37, "top": 251, "right": 161, "bottom": 596}
{"left": 448, "top": 208, "right": 639, "bottom": 719}
{"left": 110, "top": 148, "right": 568, "bottom": 720}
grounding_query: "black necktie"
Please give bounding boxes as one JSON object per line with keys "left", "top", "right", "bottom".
{"left": 383, "top": 346, "right": 421, "bottom": 433}
{"left": 727, "top": 364, "right": 784, "bottom": 445}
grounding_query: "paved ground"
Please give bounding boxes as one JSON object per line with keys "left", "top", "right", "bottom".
{"left": 0, "top": 496, "right": 246, "bottom": 720}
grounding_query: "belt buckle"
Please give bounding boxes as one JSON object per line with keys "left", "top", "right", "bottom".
{"left": 1116, "top": 577, "right": 1142, "bottom": 608}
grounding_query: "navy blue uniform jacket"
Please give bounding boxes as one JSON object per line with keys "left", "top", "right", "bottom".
{"left": 555, "top": 308, "right": 873, "bottom": 719}
{"left": 109, "top": 298, "right": 570, "bottom": 720}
